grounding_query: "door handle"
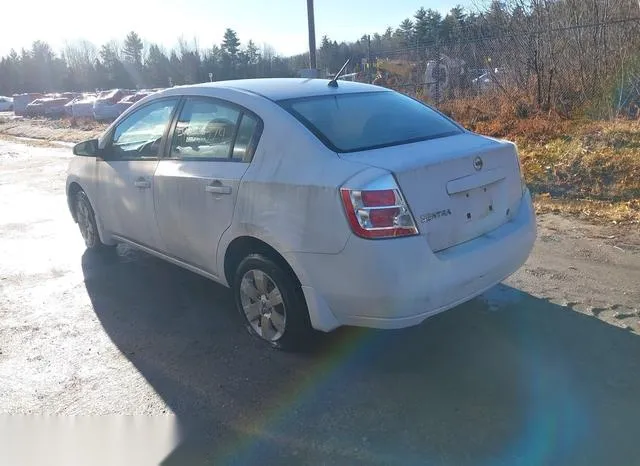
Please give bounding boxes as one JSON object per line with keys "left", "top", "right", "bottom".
{"left": 205, "top": 184, "right": 232, "bottom": 195}
{"left": 134, "top": 178, "right": 151, "bottom": 189}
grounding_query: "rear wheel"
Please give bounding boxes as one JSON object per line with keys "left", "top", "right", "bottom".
{"left": 74, "top": 191, "right": 111, "bottom": 251}
{"left": 234, "top": 254, "right": 314, "bottom": 351}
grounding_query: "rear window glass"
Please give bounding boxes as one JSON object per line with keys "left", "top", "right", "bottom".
{"left": 278, "top": 91, "right": 461, "bottom": 153}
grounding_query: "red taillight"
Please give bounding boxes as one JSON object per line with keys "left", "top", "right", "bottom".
{"left": 361, "top": 190, "right": 395, "bottom": 207}
{"left": 340, "top": 187, "right": 418, "bottom": 239}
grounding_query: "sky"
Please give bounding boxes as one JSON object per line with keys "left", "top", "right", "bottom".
{"left": 0, "top": 0, "right": 478, "bottom": 58}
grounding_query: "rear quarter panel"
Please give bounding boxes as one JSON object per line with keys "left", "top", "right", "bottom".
{"left": 232, "top": 126, "right": 362, "bottom": 254}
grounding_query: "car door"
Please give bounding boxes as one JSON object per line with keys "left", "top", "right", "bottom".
{"left": 154, "top": 96, "right": 262, "bottom": 276}
{"left": 96, "top": 97, "right": 180, "bottom": 250}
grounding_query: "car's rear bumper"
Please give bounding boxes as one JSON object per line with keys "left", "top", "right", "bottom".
{"left": 288, "top": 189, "right": 536, "bottom": 332}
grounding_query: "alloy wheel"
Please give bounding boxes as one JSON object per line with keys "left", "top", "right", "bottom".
{"left": 239, "top": 269, "right": 286, "bottom": 341}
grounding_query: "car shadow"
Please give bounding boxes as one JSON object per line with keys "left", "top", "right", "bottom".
{"left": 82, "top": 247, "right": 640, "bottom": 466}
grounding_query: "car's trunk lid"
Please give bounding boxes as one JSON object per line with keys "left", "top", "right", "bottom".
{"left": 340, "top": 133, "right": 523, "bottom": 252}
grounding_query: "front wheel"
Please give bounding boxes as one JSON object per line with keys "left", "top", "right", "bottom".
{"left": 233, "top": 254, "right": 314, "bottom": 351}
{"left": 74, "top": 191, "right": 111, "bottom": 251}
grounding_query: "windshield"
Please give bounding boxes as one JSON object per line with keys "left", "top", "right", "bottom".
{"left": 278, "top": 91, "right": 462, "bottom": 153}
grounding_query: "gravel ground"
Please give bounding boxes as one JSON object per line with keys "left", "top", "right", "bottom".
{"left": 1, "top": 139, "right": 639, "bottom": 465}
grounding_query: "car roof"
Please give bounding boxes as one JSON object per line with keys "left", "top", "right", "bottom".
{"left": 174, "top": 78, "right": 386, "bottom": 101}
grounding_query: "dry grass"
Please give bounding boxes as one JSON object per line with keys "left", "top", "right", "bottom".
{"left": 519, "top": 120, "right": 640, "bottom": 202}
{"left": 0, "top": 117, "right": 107, "bottom": 144}
{"left": 438, "top": 92, "right": 573, "bottom": 142}
{"left": 534, "top": 194, "right": 640, "bottom": 225}
{"left": 0, "top": 133, "right": 67, "bottom": 148}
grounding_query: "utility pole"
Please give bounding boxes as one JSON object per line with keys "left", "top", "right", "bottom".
{"left": 434, "top": 37, "right": 441, "bottom": 104}
{"left": 366, "top": 34, "right": 372, "bottom": 83}
{"left": 307, "top": 0, "right": 317, "bottom": 70}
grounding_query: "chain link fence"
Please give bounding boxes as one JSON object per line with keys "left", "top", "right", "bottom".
{"left": 369, "top": 18, "right": 640, "bottom": 118}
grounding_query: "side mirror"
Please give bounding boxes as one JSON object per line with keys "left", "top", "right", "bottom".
{"left": 73, "top": 139, "right": 100, "bottom": 157}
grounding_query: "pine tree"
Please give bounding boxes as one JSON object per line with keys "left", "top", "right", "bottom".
{"left": 442, "top": 6, "right": 467, "bottom": 42}
{"left": 0, "top": 50, "right": 20, "bottom": 95}
{"left": 169, "top": 51, "right": 182, "bottom": 85}
{"left": 222, "top": 29, "right": 241, "bottom": 57}
{"left": 244, "top": 40, "right": 260, "bottom": 78}
{"left": 122, "top": 31, "right": 144, "bottom": 66}
{"left": 425, "top": 9, "right": 443, "bottom": 44}
{"left": 144, "top": 44, "right": 171, "bottom": 87}
{"left": 414, "top": 8, "right": 429, "bottom": 48}
{"left": 246, "top": 40, "right": 260, "bottom": 65}
{"left": 99, "top": 42, "right": 132, "bottom": 89}
{"left": 30, "top": 41, "right": 56, "bottom": 92}
{"left": 396, "top": 19, "right": 414, "bottom": 49}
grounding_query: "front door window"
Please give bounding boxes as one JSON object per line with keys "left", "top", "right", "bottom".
{"left": 111, "top": 99, "right": 179, "bottom": 159}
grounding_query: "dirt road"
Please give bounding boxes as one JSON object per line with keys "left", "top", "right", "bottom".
{"left": 1, "top": 138, "right": 639, "bottom": 465}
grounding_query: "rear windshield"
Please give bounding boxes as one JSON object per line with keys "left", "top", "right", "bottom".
{"left": 277, "top": 91, "right": 462, "bottom": 153}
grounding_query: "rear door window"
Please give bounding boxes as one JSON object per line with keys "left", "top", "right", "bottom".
{"left": 170, "top": 98, "right": 240, "bottom": 160}
{"left": 278, "top": 91, "right": 461, "bottom": 153}
{"left": 169, "top": 97, "right": 262, "bottom": 162}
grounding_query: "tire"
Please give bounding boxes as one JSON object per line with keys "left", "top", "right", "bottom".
{"left": 74, "top": 191, "right": 111, "bottom": 251}
{"left": 233, "top": 254, "right": 314, "bottom": 351}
